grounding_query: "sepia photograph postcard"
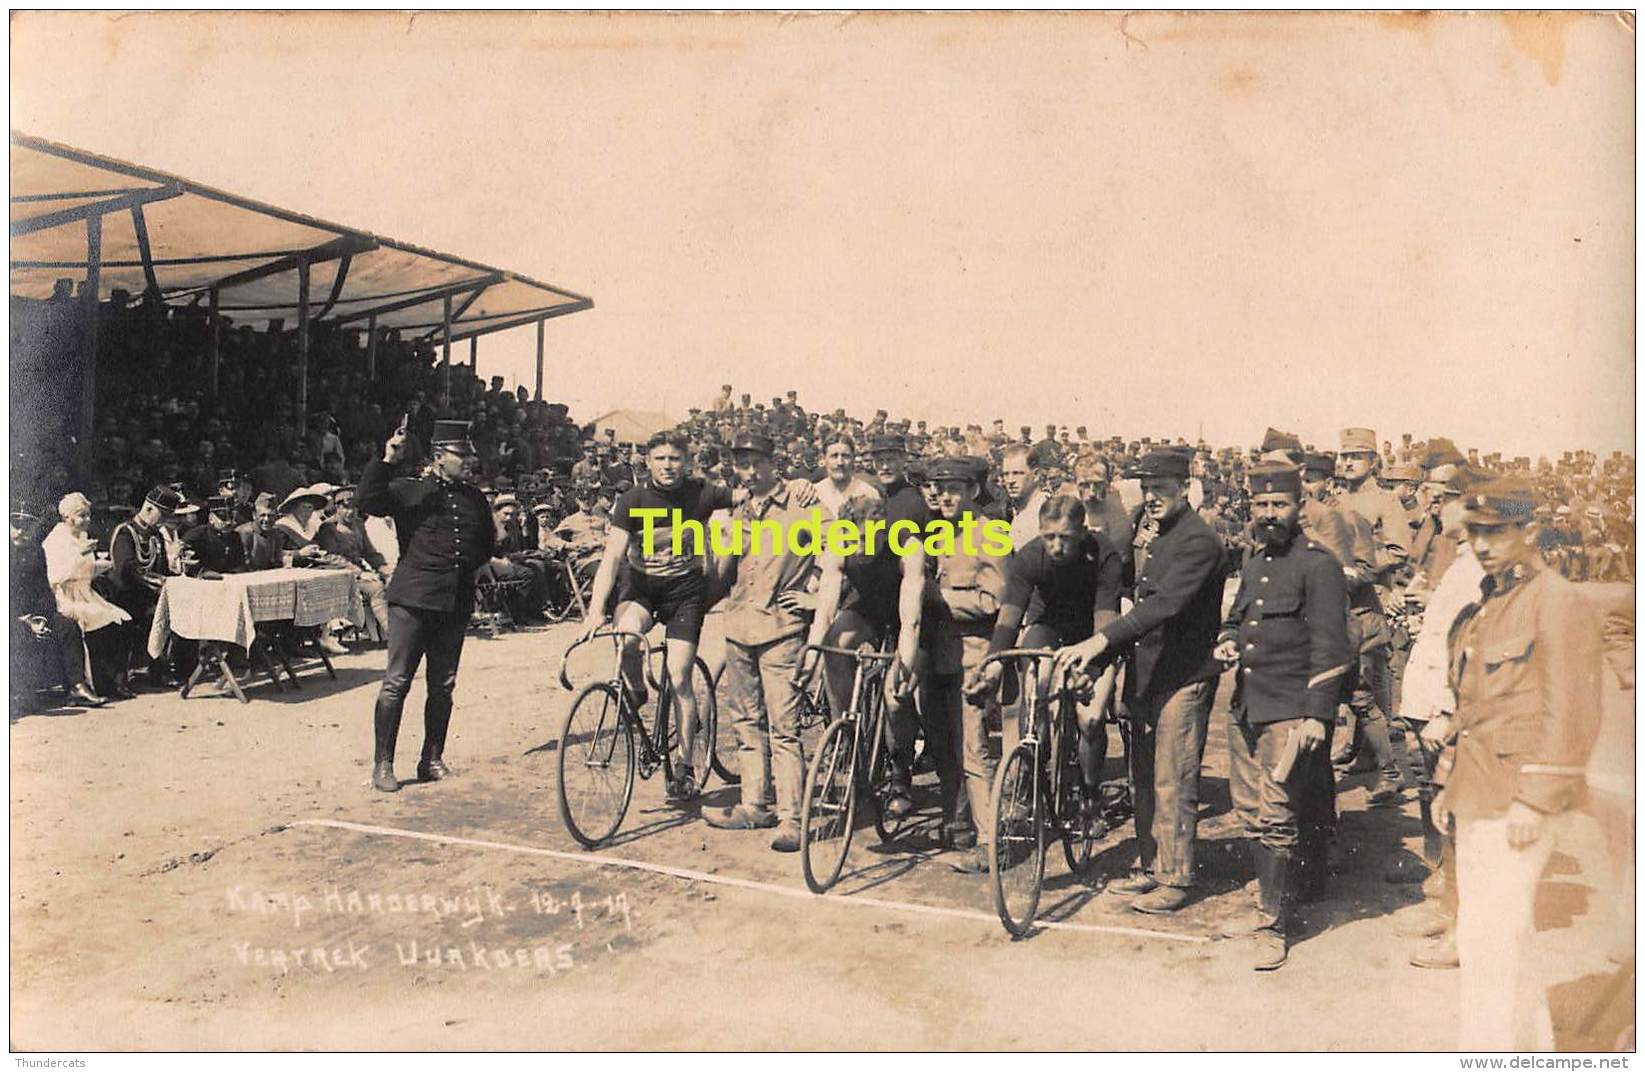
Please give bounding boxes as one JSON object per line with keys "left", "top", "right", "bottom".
{"left": 6, "top": 8, "right": 1637, "bottom": 1056}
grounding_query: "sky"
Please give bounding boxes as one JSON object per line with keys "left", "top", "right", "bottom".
{"left": 9, "top": 11, "right": 1636, "bottom": 459}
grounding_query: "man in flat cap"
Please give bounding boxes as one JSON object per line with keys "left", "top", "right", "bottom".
{"left": 1058, "top": 449, "right": 1227, "bottom": 913}
{"left": 1213, "top": 463, "right": 1350, "bottom": 969}
{"left": 703, "top": 431, "right": 831, "bottom": 850}
{"left": 359, "top": 419, "right": 495, "bottom": 792}
{"left": 1433, "top": 478, "right": 1602, "bottom": 1048}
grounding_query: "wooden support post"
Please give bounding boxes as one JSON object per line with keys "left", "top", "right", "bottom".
{"left": 366, "top": 314, "right": 378, "bottom": 381}
{"left": 297, "top": 258, "right": 311, "bottom": 436}
{"left": 535, "top": 318, "right": 545, "bottom": 401}
{"left": 208, "top": 287, "right": 221, "bottom": 399}
{"left": 78, "top": 214, "right": 102, "bottom": 479}
{"left": 469, "top": 335, "right": 477, "bottom": 376}
{"left": 441, "top": 293, "right": 453, "bottom": 408}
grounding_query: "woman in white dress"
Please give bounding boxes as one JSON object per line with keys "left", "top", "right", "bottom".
{"left": 43, "top": 492, "right": 131, "bottom": 693}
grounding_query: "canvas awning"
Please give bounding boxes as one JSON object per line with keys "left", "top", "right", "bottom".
{"left": 9, "top": 132, "right": 592, "bottom": 340}
{"left": 10, "top": 131, "right": 592, "bottom": 472}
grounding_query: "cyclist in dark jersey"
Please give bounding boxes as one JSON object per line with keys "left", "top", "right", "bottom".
{"left": 583, "top": 431, "right": 733, "bottom": 800}
{"left": 966, "top": 494, "right": 1125, "bottom": 818}
{"left": 796, "top": 492, "right": 929, "bottom": 813}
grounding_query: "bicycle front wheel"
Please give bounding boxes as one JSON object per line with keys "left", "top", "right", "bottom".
{"left": 800, "top": 716, "right": 861, "bottom": 894}
{"left": 990, "top": 740, "right": 1046, "bottom": 936}
{"left": 556, "top": 682, "right": 637, "bottom": 848}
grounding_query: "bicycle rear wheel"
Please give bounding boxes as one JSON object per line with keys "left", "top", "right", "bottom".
{"left": 1059, "top": 740, "right": 1100, "bottom": 875}
{"left": 556, "top": 682, "right": 637, "bottom": 848}
{"left": 800, "top": 716, "right": 861, "bottom": 894}
{"left": 708, "top": 662, "right": 740, "bottom": 786}
{"left": 990, "top": 740, "right": 1046, "bottom": 936}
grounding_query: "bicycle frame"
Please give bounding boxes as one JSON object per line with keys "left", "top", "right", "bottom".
{"left": 985, "top": 647, "right": 1083, "bottom": 829}
{"left": 809, "top": 641, "right": 894, "bottom": 778}
{"left": 560, "top": 629, "right": 673, "bottom": 774}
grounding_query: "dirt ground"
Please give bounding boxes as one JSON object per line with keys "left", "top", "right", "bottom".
{"left": 10, "top": 588, "right": 1635, "bottom": 1051}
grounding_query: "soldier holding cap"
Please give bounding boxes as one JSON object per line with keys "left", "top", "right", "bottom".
{"left": 1057, "top": 449, "right": 1226, "bottom": 913}
{"left": 1213, "top": 463, "right": 1350, "bottom": 969}
{"left": 1432, "top": 478, "right": 1602, "bottom": 1048}
{"left": 358, "top": 419, "right": 496, "bottom": 792}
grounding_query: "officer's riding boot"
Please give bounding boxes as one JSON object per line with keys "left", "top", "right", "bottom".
{"left": 1251, "top": 844, "right": 1292, "bottom": 971}
{"left": 1218, "top": 840, "right": 1265, "bottom": 937}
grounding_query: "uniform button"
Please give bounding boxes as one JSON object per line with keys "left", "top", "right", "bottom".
{"left": 1245, "top": 643, "right": 1255, "bottom": 651}
{"left": 1247, "top": 620, "right": 1258, "bottom": 626}
{"left": 1255, "top": 598, "right": 1265, "bottom": 606}
{"left": 1260, "top": 576, "right": 1269, "bottom": 583}
{"left": 1242, "top": 667, "right": 1252, "bottom": 675}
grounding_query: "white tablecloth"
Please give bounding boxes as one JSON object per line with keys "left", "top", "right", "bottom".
{"left": 147, "top": 568, "right": 364, "bottom": 658}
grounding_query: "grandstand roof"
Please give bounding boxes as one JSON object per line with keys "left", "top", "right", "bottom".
{"left": 8, "top": 131, "right": 592, "bottom": 340}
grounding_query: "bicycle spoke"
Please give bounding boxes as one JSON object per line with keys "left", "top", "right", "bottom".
{"left": 991, "top": 742, "right": 1046, "bottom": 936}
{"left": 556, "top": 683, "right": 636, "bottom": 848}
{"left": 801, "top": 718, "right": 859, "bottom": 894}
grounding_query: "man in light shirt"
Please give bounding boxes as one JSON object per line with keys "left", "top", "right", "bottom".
{"left": 810, "top": 434, "right": 880, "bottom": 517}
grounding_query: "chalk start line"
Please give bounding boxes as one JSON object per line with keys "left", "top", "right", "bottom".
{"left": 293, "top": 818, "right": 1209, "bottom": 945}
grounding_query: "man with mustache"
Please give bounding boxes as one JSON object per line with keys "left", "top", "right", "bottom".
{"left": 1213, "top": 463, "right": 1349, "bottom": 970}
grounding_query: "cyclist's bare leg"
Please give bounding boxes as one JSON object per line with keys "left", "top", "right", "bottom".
{"left": 613, "top": 601, "right": 653, "bottom": 703}
{"left": 820, "top": 610, "right": 876, "bottom": 720}
{"left": 664, "top": 635, "right": 702, "bottom": 772}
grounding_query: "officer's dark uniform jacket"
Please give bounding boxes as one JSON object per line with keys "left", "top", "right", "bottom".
{"left": 1222, "top": 530, "right": 1351, "bottom": 725}
{"left": 108, "top": 519, "right": 167, "bottom": 614}
{"left": 358, "top": 458, "right": 495, "bottom": 614}
{"left": 1099, "top": 506, "right": 1224, "bottom": 702}
{"left": 1443, "top": 561, "right": 1602, "bottom": 819}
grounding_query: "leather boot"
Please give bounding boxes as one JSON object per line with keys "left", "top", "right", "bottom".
{"left": 1251, "top": 844, "right": 1291, "bottom": 971}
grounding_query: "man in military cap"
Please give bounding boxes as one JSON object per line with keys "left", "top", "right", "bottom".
{"left": 1213, "top": 463, "right": 1350, "bottom": 969}
{"left": 1058, "top": 449, "right": 1226, "bottom": 913}
{"left": 358, "top": 419, "right": 496, "bottom": 792}
{"left": 1300, "top": 453, "right": 1403, "bottom": 801}
{"left": 1434, "top": 478, "right": 1602, "bottom": 1048}
{"left": 108, "top": 485, "right": 182, "bottom": 689}
{"left": 1337, "top": 427, "right": 1414, "bottom": 558}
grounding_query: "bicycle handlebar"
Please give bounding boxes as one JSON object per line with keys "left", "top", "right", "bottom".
{"left": 558, "top": 630, "right": 661, "bottom": 692}
{"left": 978, "top": 647, "right": 1062, "bottom": 670}
{"left": 803, "top": 643, "right": 896, "bottom": 663}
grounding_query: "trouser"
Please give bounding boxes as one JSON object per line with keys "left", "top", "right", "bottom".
{"left": 1388, "top": 624, "right": 1412, "bottom": 717}
{"left": 373, "top": 603, "right": 468, "bottom": 766}
{"left": 1337, "top": 644, "right": 1400, "bottom": 780}
{"left": 1128, "top": 678, "right": 1218, "bottom": 888}
{"left": 724, "top": 633, "right": 807, "bottom": 826}
{"left": 1455, "top": 812, "right": 1560, "bottom": 1050}
{"left": 12, "top": 612, "right": 87, "bottom": 695}
{"left": 919, "top": 671, "right": 984, "bottom": 843}
{"left": 356, "top": 571, "right": 392, "bottom": 637}
{"left": 490, "top": 561, "right": 547, "bottom": 622}
{"left": 1227, "top": 717, "right": 1333, "bottom": 932}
